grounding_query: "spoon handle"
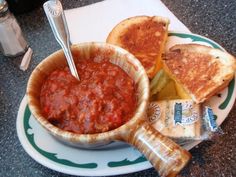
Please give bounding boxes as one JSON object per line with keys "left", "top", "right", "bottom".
{"left": 43, "top": 0, "right": 80, "bottom": 80}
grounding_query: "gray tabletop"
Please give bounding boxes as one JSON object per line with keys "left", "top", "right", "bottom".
{"left": 0, "top": 0, "right": 235, "bottom": 177}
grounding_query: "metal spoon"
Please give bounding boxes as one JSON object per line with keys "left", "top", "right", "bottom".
{"left": 43, "top": 0, "right": 80, "bottom": 80}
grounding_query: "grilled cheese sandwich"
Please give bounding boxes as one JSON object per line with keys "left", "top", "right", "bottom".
{"left": 106, "top": 16, "right": 169, "bottom": 78}
{"left": 163, "top": 44, "right": 236, "bottom": 103}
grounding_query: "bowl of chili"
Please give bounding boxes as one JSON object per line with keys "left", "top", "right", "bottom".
{"left": 27, "top": 42, "right": 191, "bottom": 177}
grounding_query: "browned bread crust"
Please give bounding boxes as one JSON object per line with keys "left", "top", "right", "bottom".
{"left": 163, "top": 44, "right": 236, "bottom": 103}
{"left": 106, "top": 16, "right": 169, "bottom": 78}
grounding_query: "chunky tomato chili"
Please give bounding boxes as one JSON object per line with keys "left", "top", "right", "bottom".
{"left": 40, "top": 59, "right": 137, "bottom": 134}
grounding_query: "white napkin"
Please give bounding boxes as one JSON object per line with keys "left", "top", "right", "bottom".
{"left": 65, "top": 0, "right": 190, "bottom": 44}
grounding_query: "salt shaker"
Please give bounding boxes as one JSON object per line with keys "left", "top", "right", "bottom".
{"left": 0, "top": 0, "right": 28, "bottom": 57}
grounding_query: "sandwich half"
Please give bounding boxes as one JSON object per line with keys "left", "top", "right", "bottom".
{"left": 106, "top": 16, "right": 170, "bottom": 78}
{"left": 163, "top": 44, "right": 236, "bottom": 103}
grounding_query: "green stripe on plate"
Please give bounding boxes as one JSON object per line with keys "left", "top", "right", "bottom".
{"left": 169, "top": 33, "right": 221, "bottom": 49}
{"left": 107, "top": 155, "right": 146, "bottom": 167}
{"left": 219, "top": 78, "right": 235, "bottom": 110}
{"left": 23, "top": 105, "right": 98, "bottom": 169}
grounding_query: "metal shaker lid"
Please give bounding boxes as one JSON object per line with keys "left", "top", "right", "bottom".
{"left": 0, "top": 0, "right": 8, "bottom": 14}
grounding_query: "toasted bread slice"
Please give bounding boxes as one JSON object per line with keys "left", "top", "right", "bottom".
{"left": 106, "top": 16, "right": 169, "bottom": 78}
{"left": 163, "top": 44, "right": 236, "bottom": 103}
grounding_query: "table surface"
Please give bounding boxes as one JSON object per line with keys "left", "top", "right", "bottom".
{"left": 0, "top": 0, "right": 235, "bottom": 177}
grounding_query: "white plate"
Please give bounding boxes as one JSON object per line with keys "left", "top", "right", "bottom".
{"left": 17, "top": 32, "right": 236, "bottom": 176}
